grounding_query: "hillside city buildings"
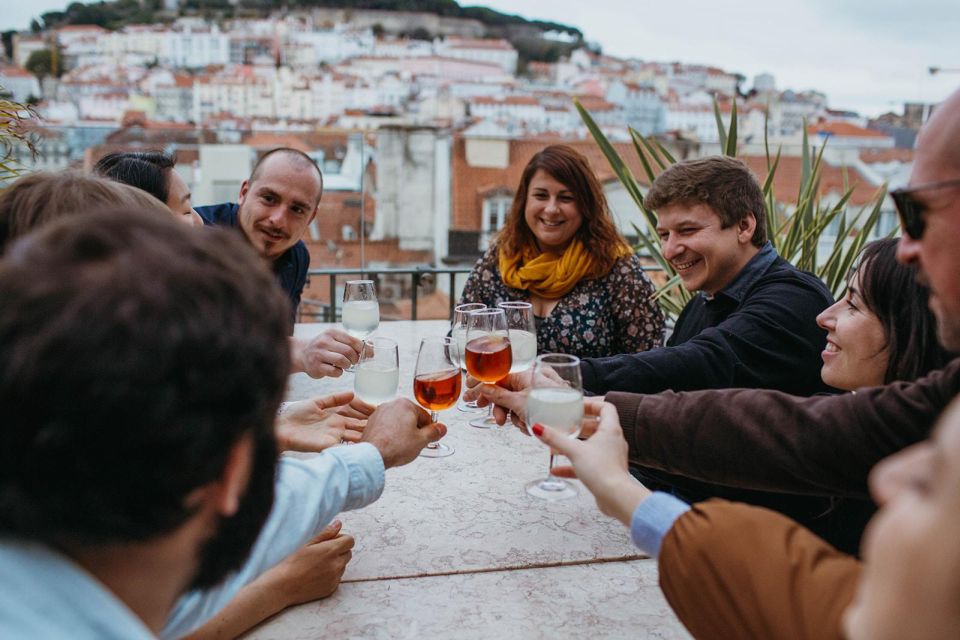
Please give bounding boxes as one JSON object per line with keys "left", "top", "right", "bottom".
{"left": 0, "top": 10, "right": 919, "bottom": 318}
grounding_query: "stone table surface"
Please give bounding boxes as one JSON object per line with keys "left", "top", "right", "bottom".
{"left": 256, "top": 321, "right": 690, "bottom": 638}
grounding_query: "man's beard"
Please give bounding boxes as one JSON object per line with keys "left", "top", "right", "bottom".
{"left": 188, "top": 430, "right": 278, "bottom": 590}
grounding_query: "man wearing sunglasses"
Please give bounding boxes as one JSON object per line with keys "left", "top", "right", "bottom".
{"left": 478, "top": 87, "right": 960, "bottom": 501}
{"left": 894, "top": 117, "right": 960, "bottom": 352}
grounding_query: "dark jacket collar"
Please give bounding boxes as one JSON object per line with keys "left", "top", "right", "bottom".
{"left": 706, "top": 241, "right": 777, "bottom": 303}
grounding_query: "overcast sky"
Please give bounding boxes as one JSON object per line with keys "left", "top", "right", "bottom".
{"left": 4, "top": 0, "right": 957, "bottom": 116}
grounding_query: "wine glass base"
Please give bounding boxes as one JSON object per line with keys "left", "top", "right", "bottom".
{"left": 419, "top": 442, "right": 454, "bottom": 458}
{"left": 525, "top": 478, "right": 578, "bottom": 501}
{"left": 468, "top": 414, "right": 500, "bottom": 429}
{"left": 457, "top": 398, "right": 484, "bottom": 413}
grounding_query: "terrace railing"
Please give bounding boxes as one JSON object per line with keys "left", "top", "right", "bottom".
{"left": 299, "top": 266, "right": 474, "bottom": 323}
{"left": 299, "top": 264, "right": 667, "bottom": 323}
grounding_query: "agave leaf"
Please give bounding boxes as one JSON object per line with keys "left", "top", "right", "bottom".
{"left": 629, "top": 128, "right": 659, "bottom": 184}
{"left": 764, "top": 104, "right": 771, "bottom": 169}
{"left": 800, "top": 119, "right": 812, "bottom": 192}
{"left": 635, "top": 130, "right": 669, "bottom": 171}
{"left": 713, "top": 98, "right": 728, "bottom": 151}
{"left": 761, "top": 147, "right": 782, "bottom": 197}
{"left": 653, "top": 138, "right": 678, "bottom": 164}
{"left": 724, "top": 98, "right": 738, "bottom": 157}
{"left": 576, "top": 99, "right": 647, "bottom": 212}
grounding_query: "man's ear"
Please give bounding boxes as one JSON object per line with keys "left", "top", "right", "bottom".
{"left": 217, "top": 433, "right": 254, "bottom": 517}
{"left": 737, "top": 213, "right": 758, "bottom": 244}
{"left": 308, "top": 190, "right": 323, "bottom": 224}
{"left": 237, "top": 179, "right": 251, "bottom": 205}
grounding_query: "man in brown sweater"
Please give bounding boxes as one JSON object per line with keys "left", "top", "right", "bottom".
{"left": 474, "top": 85, "right": 960, "bottom": 503}
{"left": 535, "top": 394, "right": 960, "bottom": 639}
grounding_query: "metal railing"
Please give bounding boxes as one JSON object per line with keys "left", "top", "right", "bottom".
{"left": 300, "top": 266, "right": 474, "bottom": 322}
{"left": 299, "top": 264, "right": 667, "bottom": 323}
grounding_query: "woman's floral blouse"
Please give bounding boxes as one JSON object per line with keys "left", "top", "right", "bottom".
{"left": 459, "top": 246, "right": 665, "bottom": 359}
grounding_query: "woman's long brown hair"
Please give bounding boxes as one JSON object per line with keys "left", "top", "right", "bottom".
{"left": 495, "top": 144, "right": 630, "bottom": 278}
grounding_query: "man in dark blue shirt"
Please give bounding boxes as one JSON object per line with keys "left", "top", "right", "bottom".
{"left": 197, "top": 148, "right": 363, "bottom": 378}
{"left": 579, "top": 155, "right": 835, "bottom": 397}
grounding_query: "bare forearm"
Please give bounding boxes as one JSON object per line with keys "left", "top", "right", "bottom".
{"left": 183, "top": 576, "right": 288, "bottom": 640}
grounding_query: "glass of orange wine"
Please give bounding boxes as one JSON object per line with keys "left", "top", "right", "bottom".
{"left": 452, "top": 302, "right": 487, "bottom": 413}
{"left": 465, "top": 308, "right": 512, "bottom": 429}
{"left": 414, "top": 336, "right": 462, "bottom": 458}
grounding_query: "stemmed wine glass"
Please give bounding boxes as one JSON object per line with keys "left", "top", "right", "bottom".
{"left": 497, "top": 301, "right": 537, "bottom": 374}
{"left": 525, "top": 353, "right": 584, "bottom": 501}
{"left": 353, "top": 337, "right": 399, "bottom": 406}
{"left": 452, "top": 303, "right": 486, "bottom": 413}
{"left": 414, "top": 337, "right": 462, "bottom": 458}
{"left": 465, "top": 308, "right": 512, "bottom": 429}
{"left": 342, "top": 279, "right": 380, "bottom": 372}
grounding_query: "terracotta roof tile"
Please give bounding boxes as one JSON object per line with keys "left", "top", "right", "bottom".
{"left": 739, "top": 155, "right": 880, "bottom": 206}
{"left": 859, "top": 148, "right": 914, "bottom": 163}
{"left": 808, "top": 121, "right": 891, "bottom": 139}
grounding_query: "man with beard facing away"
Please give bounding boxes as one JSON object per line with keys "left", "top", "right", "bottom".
{"left": 0, "top": 209, "right": 443, "bottom": 638}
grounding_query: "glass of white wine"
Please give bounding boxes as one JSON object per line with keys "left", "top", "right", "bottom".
{"left": 525, "top": 353, "right": 584, "bottom": 501}
{"left": 497, "top": 301, "right": 537, "bottom": 373}
{"left": 353, "top": 337, "right": 399, "bottom": 406}
{"left": 342, "top": 280, "right": 380, "bottom": 372}
{"left": 452, "top": 303, "right": 486, "bottom": 413}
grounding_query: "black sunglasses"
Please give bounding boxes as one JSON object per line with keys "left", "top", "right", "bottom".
{"left": 890, "top": 178, "right": 960, "bottom": 240}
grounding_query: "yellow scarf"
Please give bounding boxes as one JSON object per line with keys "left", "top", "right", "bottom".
{"left": 499, "top": 239, "right": 631, "bottom": 299}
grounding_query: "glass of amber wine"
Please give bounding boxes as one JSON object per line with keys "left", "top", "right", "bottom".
{"left": 452, "top": 303, "right": 487, "bottom": 413}
{"left": 465, "top": 308, "right": 512, "bottom": 429}
{"left": 414, "top": 337, "right": 462, "bottom": 458}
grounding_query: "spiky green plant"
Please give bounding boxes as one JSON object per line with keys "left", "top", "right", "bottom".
{"left": 576, "top": 97, "right": 891, "bottom": 320}
{"left": 0, "top": 92, "right": 39, "bottom": 184}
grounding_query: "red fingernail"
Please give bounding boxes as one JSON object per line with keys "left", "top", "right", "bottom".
{"left": 531, "top": 423, "right": 544, "bottom": 437}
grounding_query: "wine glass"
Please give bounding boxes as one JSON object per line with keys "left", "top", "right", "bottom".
{"left": 414, "top": 337, "right": 462, "bottom": 458}
{"left": 525, "top": 353, "right": 584, "bottom": 501}
{"left": 452, "top": 303, "right": 486, "bottom": 413}
{"left": 342, "top": 280, "right": 380, "bottom": 371}
{"left": 497, "top": 301, "right": 537, "bottom": 373}
{"left": 353, "top": 337, "right": 399, "bottom": 406}
{"left": 465, "top": 308, "right": 512, "bottom": 429}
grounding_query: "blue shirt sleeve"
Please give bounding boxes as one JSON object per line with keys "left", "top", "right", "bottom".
{"left": 161, "top": 443, "right": 385, "bottom": 639}
{"left": 629, "top": 491, "right": 691, "bottom": 558}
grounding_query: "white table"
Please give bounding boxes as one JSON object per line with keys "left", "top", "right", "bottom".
{"left": 249, "top": 321, "right": 689, "bottom": 639}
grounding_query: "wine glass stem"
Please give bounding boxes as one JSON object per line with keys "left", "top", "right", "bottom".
{"left": 548, "top": 452, "right": 557, "bottom": 476}
{"left": 426, "top": 410, "right": 440, "bottom": 449}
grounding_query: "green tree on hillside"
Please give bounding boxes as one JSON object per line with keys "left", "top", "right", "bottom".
{"left": 25, "top": 49, "right": 63, "bottom": 80}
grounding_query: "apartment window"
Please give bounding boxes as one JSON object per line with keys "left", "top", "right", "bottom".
{"left": 480, "top": 194, "right": 512, "bottom": 249}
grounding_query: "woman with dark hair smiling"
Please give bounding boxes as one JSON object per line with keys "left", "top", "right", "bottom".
{"left": 817, "top": 237, "right": 951, "bottom": 389}
{"left": 459, "top": 144, "right": 664, "bottom": 358}
{"left": 94, "top": 151, "right": 204, "bottom": 228}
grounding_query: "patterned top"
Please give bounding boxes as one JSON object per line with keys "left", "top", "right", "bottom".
{"left": 459, "top": 246, "right": 665, "bottom": 359}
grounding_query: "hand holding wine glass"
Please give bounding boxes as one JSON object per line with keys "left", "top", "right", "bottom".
{"left": 465, "top": 308, "right": 512, "bottom": 429}
{"left": 531, "top": 400, "right": 651, "bottom": 525}
{"left": 353, "top": 337, "right": 399, "bottom": 406}
{"left": 414, "top": 337, "right": 462, "bottom": 458}
{"left": 525, "top": 353, "right": 584, "bottom": 501}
